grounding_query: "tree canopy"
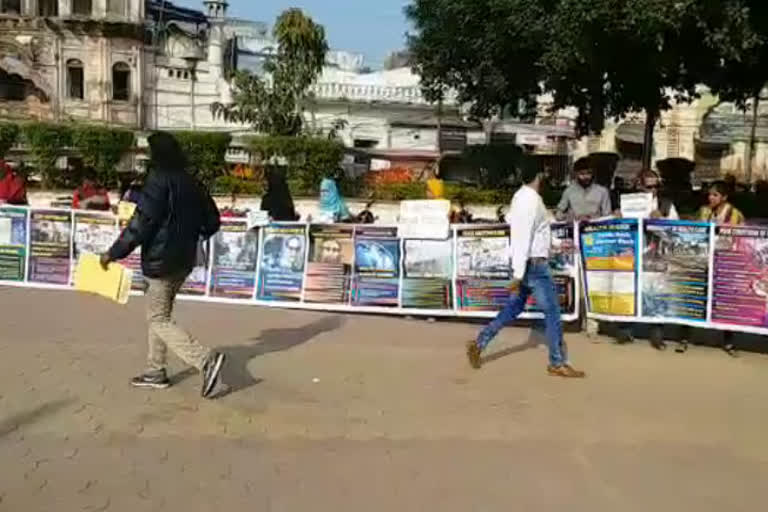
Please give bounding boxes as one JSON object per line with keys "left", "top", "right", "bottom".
{"left": 212, "top": 9, "right": 328, "bottom": 136}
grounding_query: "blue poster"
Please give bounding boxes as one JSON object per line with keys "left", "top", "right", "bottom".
{"left": 257, "top": 224, "right": 307, "bottom": 301}
{"left": 641, "top": 219, "right": 711, "bottom": 321}
{"left": 580, "top": 219, "right": 639, "bottom": 316}
{"left": 352, "top": 226, "right": 400, "bottom": 307}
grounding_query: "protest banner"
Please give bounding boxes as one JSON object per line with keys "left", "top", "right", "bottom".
{"left": 351, "top": 226, "right": 400, "bottom": 307}
{"left": 401, "top": 238, "right": 453, "bottom": 310}
{"left": 712, "top": 225, "right": 768, "bottom": 329}
{"left": 28, "top": 209, "right": 72, "bottom": 285}
{"left": 641, "top": 220, "right": 711, "bottom": 321}
{"left": 72, "top": 211, "right": 119, "bottom": 285}
{"left": 117, "top": 217, "right": 145, "bottom": 291}
{"left": 0, "top": 207, "right": 28, "bottom": 281}
{"left": 580, "top": 219, "right": 639, "bottom": 317}
{"left": 455, "top": 226, "right": 512, "bottom": 311}
{"left": 257, "top": 224, "right": 307, "bottom": 301}
{"left": 305, "top": 225, "right": 354, "bottom": 304}
{"left": 178, "top": 240, "right": 210, "bottom": 296}
{"left": 209, "top": 219, "right": 259, "bottom": 299}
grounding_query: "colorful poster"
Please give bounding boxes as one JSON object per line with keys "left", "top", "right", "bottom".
{"left": 548, "top": 222, "right": 577, "bottom": 316}
{"left": 257, "top": 224, "right": 307, "bottom": 301}
{"left": 209, "top": 220, "right": 259, "bottom": 299}
{"left": 580, "top": 219, "right": 638, "bottom": 316}
{"left": 72, "top": 212, "right": 118, "bottom": 284}
{"left": 351, "top": 226, "right": 400, "bottom": 307}
{"left": 305, "top": 225, "right": 354, "bottom": 304}
{"left": 0, "top": 207, "right": 28, "bottom": 281}
{"left": 117, "top": 218, "right": 145, "bottom": 291}
{"left": 29, "top": 209, "right": 72, "bottom": 285}
{"left": 178, "top": 240, "right": 210, "bottom": 296}
{"left": 455, "top": 226, "right": 512, "bottom": 311}
{"left": 402, "top": 238, "right": 453, "bottom": 309}
{"left": 641, "top": 220, "right": 711, "bottom": 321}
{"left": 712, "top": 225, "right": 768, "bottom": 328}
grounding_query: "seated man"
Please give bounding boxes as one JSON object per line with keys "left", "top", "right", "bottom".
{"left": 0, "top": 160, "right": 28, "bottom": 205}
{"left": 72, "top": 168, "right": 111, "bottom": 211}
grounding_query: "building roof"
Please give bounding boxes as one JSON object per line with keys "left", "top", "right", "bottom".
{"left": 147, "top": 0, "right": 208, "bottom": 26}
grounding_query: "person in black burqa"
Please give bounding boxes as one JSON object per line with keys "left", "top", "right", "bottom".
{"left": 261, "top": 168, "right": 300, "bottom": 221}
{"left": 101, "top": 132, "right": 226, "bottom": 399}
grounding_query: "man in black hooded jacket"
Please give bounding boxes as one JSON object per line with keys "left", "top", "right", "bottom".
{"left": 101, "top": 132, "right": 225, "bottom": 399}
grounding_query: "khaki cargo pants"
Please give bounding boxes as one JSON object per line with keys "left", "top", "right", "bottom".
{"left": 145, "top": 272, "right": 211, "bottom": 372}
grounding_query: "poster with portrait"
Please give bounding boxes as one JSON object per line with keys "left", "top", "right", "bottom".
{"left": 257, "top": 224, "right": 307, "bottom": 301}
{"left": 209, "top": 220, "right": 259, "bottom": 299}
{"left": 711, "top": 225, "right": 768, "bottom": 330}
{"left": 547, "top": 222, "right": 577, "bottom": 316}
{"left": 580, "top": 219, "right": 639, "bottom": 317}
{"left": 402, "top": 238, "right": 453, "bottom": 309}
{"left": 351, "top": 226, "right": 400, "bottom": 307}
{"left": 0, "top": 207, "right": 28, "bottom": 282}
{"left": 71, "top": 212, "right": 119, "bottom": 285}
{"left": 455, "top": 226, "right": 512, "bottom": 311}
{"left": 28, "top": 209, "right": 72, "bottom": 285}
{"left": 641, "top": 220, "right": 711, "bottom": 322}
{"left": 305, "top": 225, "right": 354, "bottom": 304}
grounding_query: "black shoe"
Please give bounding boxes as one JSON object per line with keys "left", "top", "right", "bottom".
{"left": 650, "top": 327, "right": 666, "bottom": 351}
{"left": 466, "top": 340, "right": 482, "bottom": 370}
{"left": 616, "top": 328, "right": 634, "bottom": 345}
{"left": 201, "top": 352, "right": 226, "bottom": 399}
{"left": 675, "top": 340, "right": 689, "bottom": 354}
{"left": 724, "top": 343, "right": 738, "bottom": 357}
{"left": 131, "top": 370, "right": 170, "bottom": 389}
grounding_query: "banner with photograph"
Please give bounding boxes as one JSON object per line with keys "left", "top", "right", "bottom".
{"left": 72, "top": 212, "right": 118, "bottom": 284}
{"left": 28, "top": 210, "right": 72, "bottom": 285}
{"left": 0, "top": 207, "right": 28, "bottom": 281}
{"left": 455, "top": 226, "right": 512, "bottom": 311}
{"left": 209, "top": 220, "right": 259, "bottom": 299}
{"left": 257, "top": 224, "right": 307, "bottom": 301}
{"left": 549, "top": 222, "right": 578, "bottom": 316}
{"left": 711, "top": 225, "right": 768, "bottom": 329}
{"left": 305, "top": 225, "right": 354, "bottom": 304}
{"left": 402, "top": 238, "right": 453, "bottom": 310}
{"left": 580, "top": 219, "right": 639, "bottom": 317}
{"left": 641, "top": 220, "right": 711, "bottom": 322}
{"left": 351, "top": 226, "right": 400, "bottom": 307}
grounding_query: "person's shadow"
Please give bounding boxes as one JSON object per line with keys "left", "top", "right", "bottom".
{"left": 211, "top": 315, "right": 345, "bottom": 398}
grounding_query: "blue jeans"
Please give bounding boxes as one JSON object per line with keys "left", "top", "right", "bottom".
{"left": 477, "top": 260, "right": 567, "bottom": 367}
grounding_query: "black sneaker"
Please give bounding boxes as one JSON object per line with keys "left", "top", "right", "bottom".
{"left": 131, "top": 370, "right": 171, "bottom": 389}
{"left": 201, "top": 352, "right": 226, "bottom": 399}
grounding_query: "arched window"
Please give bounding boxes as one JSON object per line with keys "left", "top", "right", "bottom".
{"left": 67, "top": 59, "right": 84, "bottom": 100}
{"left": 72, "top": 0, "right": 92, "bottom": 16}
{"left": 1, "top": 0, "right": 22, "bottom": 15}
{"left": 112, "top": 62, "right": 130, "bottom": 101}
{"left": 107, "top": 0, "right": 125, "bottom": 16}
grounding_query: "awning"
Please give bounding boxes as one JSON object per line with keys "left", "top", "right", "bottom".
{"left": 615, "top": 123, "right": 646, "bottom": 145}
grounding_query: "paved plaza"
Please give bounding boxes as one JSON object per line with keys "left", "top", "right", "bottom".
{"left": 1, "top": 286, "right": 767, "bottom": 511}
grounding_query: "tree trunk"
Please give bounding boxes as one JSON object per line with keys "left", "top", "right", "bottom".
{"left": 642, "top": 108, "right": 658, "bottom": 171}
{"left": 746, "top": 92, "right": 759, "bottom": 184}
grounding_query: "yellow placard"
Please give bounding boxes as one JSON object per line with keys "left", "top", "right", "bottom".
{"left": 117, "top": 201, "right": 137, "bottom": 223}
{"left": 74, "top": 253, "right": 133, "bottom": 305}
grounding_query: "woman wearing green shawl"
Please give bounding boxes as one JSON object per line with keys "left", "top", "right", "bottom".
{"left": 318, "top": 178, "right": 352, "bottom": 223}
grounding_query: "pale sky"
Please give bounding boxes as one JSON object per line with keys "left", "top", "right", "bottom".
{"left": 176, "top": 0, "right": 411, "bottom": 68}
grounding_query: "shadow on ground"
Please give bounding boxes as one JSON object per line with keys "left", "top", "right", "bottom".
{"left": 211, "top": 315, "right": 345, "bottom": 398}
{"left": 0, "top": 399, "right": 75, "bottom": 438}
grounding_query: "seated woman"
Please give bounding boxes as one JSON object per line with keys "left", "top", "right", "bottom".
{"left": 698, "top": 181, "right": 745, "bottom": 225}
{"left": 0, "top": 160, "right": 28, "bottom": 205}
{"left": 261, "top": 168, "right": 299, "bottom": 221}
{"left": 317, "top": 178, "right": 352, "bottom": 224}
{"left": 72, "top": 168, "right": 111, "bottom": 211}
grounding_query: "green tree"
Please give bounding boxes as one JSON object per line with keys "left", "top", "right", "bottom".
{"left": 21, "top": 123, "right": 72, "bottom": 188}
{"left": 0, "top": 122, "right": 20, "bottom": 159}
{"left": 71, "top": 125, "right": 135, "bottom": 187}
{"left": 212, "top": 9, "right": 328, "bottom": 136}
{"left": 172, "top": 131, "right": 232, "bottom": 188}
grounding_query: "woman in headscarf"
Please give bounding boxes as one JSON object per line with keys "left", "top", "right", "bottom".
{"left": 261, "top": 168, "right": 299, "bottom": 221}
{"left": 318, "top": 178, "right": 351, "bottom": 223}
{"left": 698, "top": 181, "right": 745, "bottom": 225}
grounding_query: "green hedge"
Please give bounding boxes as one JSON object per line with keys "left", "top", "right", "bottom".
{"left": 248, "top": 135, "right": 344, "bottom": 194}
{"left": 71, "top": 125, "right": 134, "bottom": 188}
{"left": 21, "top": 123, "right": 73, "bottom": 187}
{"left": 0, "top": 122, "right": 20, "bottom": 159}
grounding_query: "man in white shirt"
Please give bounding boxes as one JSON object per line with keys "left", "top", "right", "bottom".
{"left": 466, "top": 162, "right": 585, "bottom": 378}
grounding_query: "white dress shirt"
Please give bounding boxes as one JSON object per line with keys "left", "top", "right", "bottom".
{"left": 506, "top": 185, "right": 551, "bottom": 280}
